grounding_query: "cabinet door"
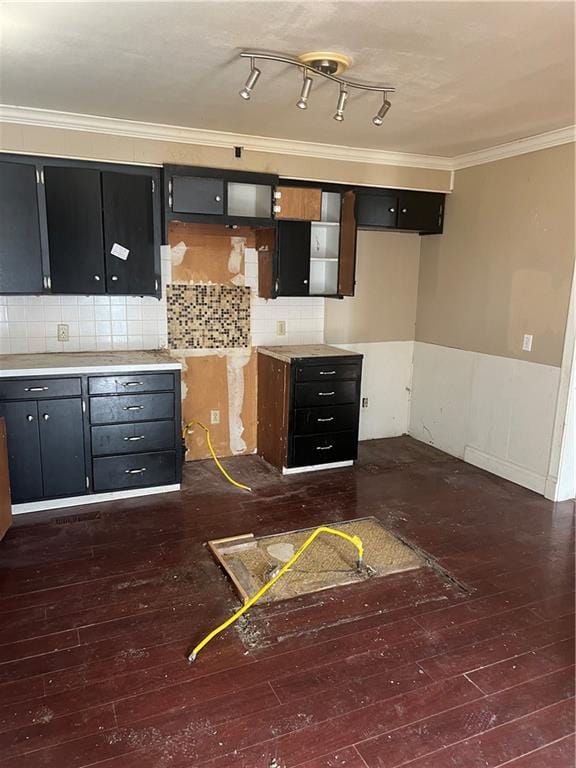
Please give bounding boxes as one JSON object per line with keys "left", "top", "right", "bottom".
{"left": 0, "top": 401, "right": 43, "bottom": 502}
{"left": 397, "top": 191, "right": 444, "bottom": 233}
{"left": 44, "top": 166, "right": 106, "bottom": 294}
{"left": 171, "top": 176, "right": 224, "bottom": 215}
{"left": 38, "top": 398, "right": 85, "bottom": 498}
{"left": 277, "top": 221, "right": 311, "bottom": 297}
{"left": 356, "top": 192, "right": 398, "bottom": 229}
{"left": 0, "top": 162, "right": 44, "bottom": 294}
{"left": 102, "top": 172, "right": 157, "bottom": 295}
{"left": 274, "top": 187, "right": 322, "bottom": 221}
{"left": 338, "top": 190, "right": 357, "bottom": 296}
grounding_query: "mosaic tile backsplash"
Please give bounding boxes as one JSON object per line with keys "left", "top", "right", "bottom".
{"left": 167, "top": 284, "right": 250, "bottom": 349}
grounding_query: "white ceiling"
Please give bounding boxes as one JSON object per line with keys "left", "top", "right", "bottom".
{"left": 0, "top": 1, "right": 574, "bottom": 157}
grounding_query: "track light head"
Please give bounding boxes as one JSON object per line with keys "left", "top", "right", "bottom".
{"left": 239, "top": 61, "right": 261, "bottom": 100}
{"left": 372, "top": 95, "right": 391, "bottom": 126}
{"left": 296, "top": 75, "right": 313, "bottom": 110}
{"left": 333, "top": 86, "right": 348, "bottom": 122}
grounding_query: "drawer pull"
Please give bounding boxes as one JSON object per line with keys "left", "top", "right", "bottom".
{"left": 319, "top": 371, "right": 336, "bottom": 376}
{"left": 24, "top": 386, "right": 48, "bottom": 392}
{"left": 122, "top": 405, "right": 144, "bottom": 411}
{"left": 123, "top": 435, "right": 145, "bottom": 441}
{"left": 317, "top": 416, "right": 334, "bottom": 423}
{"left": 122, "top": 381, "right": 144, "bottom": 387}
{"left": 318, "top": 391, "right": 335, "bottom": 397}
{"left": 125, "top": 467, "right": 147, "bottom": 474}
{"left": 316, "top": 445, "right": 333, "bottom": 451}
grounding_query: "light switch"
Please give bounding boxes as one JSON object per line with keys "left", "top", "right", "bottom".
{"left": 522, "top": 334, "right": 533, "bottom": 352}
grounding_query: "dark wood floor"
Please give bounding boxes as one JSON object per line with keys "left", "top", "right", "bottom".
{"left": 0, "top": 436, "right": 574, "bottom": 767}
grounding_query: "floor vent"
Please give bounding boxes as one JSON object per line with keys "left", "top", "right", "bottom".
{"left": 53, "top": 511, "right": 102, "bottom": 525}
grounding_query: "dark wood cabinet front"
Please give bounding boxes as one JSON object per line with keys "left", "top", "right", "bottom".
{"left": 0, "top": 161, "right": 45, "bottom": 294}
{"left": 276, "top": 221, "right": 311, "bottom": 297}
{"left": 44, "top": 166, "right": 106, "bottom": 294}
{"left": 38, "top": 398, "right": 86, "bottom": 498}
{"left": 0, "top": 401, "right": 43, "bottom": 502}
{"left": 356, "top": 192, "right": 399, "bottom": 229}
{"left": 356, "top": 189, "right": 445, "bottom": 234}
{"left": 397, "top": 191, "right": 444, "bottom": 233}
{"left": 171, "top": 176, "right": 225, "bottom": 215}
{"left": 102, "top": 172, "right": 157, "bottom": 295}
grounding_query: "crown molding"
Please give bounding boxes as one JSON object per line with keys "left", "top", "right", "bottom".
{"left": 0, "top": 105, "right": 574, "bottom": 172}
{"left": 452, "top": 125, "right": 576, "bottom": 170}
{"left": 0, "top": 105, "right": 452, "bottom": 171}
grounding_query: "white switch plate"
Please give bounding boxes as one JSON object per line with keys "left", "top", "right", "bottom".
{"left": 210, "top": 409, "right": 220, "bottom": 425}
{"left": 57, "top": 323, "right": 69, "bottom": 342}
{"left": 522, "top": 334, "right": 533, "bottom": 352}
{"left": 276, "top": 320, "right": 286, "bottom": 336}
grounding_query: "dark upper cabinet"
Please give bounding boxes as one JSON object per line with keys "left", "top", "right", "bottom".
{"left": 44, "top": 166, "right": 106, "bottom": 294}
{"left": 0, "top": 161, "right": 45, "bottom": 294}
{"left": 102, "top": 172, "right": 158, "bottom": 295}
{"left": 172, "top": 176, "right": 225, "bottom": 215}
{"left": 277, "top": 221, "right": 311, "bottom": 297}
{"left": 356, "top": 189, "right": 445, "bottom": 234}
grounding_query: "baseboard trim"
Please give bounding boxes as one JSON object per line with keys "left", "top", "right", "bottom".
{"left": 12, "top": 484, "right": 181, "bottom": 515}
{"left": 282, "top": 460, "right": 353, "bottom": 475}
{"left": 463, "top": 446, "right": 546, "bottom": 494}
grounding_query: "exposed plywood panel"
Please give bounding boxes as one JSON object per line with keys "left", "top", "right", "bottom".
{"left": 170, "top": 222, "right": 254, "bottom": 285}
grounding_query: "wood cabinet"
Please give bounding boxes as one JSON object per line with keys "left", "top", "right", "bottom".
{"left": 0, "top": 161, "right": 46, "bottom": 294}
{"left": 273, "top": 186, "right": 322, "bottom": 220}
{"left": 0, "top": 368, "right": 181, "bottom": 506}
{"left": 356, "top": 189, "right": 445, "bottom": 234}
{"left": 0, "top": 155, "right": 162, "bottom": 297}
{"left": 257, "top": 348, "right": 363, "bottom": 472}
{"left": 0, "top": 418, "right": 11, "bottom": 541}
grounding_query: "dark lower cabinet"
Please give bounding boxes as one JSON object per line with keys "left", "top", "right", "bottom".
{"left": 0, "top": 161, "right": 45, "bottom": 294}
{"left": 0, "top": 368, "right": 181, "bottom": 505}
{"left": 257, "top": 348, "right": 363, "bottom": 472}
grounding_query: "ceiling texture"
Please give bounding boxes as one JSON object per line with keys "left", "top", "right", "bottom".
{"left": 0, "top": 0, "right": 574, "bottom": 157}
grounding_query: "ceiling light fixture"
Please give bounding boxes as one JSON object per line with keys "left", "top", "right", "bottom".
{"left": 239, "top": 58, "right": 261, "bottom": 100}
{"left": 296, "top": 72, "right": 313, "bottom": 110}
{"left": 238, "top": 50, "right": 394, "bottom": 126}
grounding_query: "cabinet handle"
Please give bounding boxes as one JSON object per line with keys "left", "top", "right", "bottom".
{"left": 42, "top": 413, "right": 50, "bottom": 421}
{"left": 316, "top": 444, "right": 333, "bottom": 451}
{"left": 24, "top": 386, "right": 48, "bottom": 392}
{"left": 273, "top": 204, "right": 282, "bottom": 213}
{"left": 122, "top": 381, "right": 143, "bottom": 387}
{"left": 26, "top": 414, "right": 34, "bottom": 422}
{"left": 124, "top": 435, "right": 145, "bottom": 441}
{"left": 388, "top": 207, "right": 396, "bottom": 213}
{"left": 303, "top": 279, "right": 308, "bottom": 285}
{"left": 401, "top": 208, "right": 408, "bottom": 214}
{"left": 111, "top": 275, "right": 119, "bottom": 282}
{"left": 125, "top": 467, "right": 147, "bottom": 474}
{"left": 319, "top": 370, "right": 336, "bottom": 376}
{"left": 122, "top": 405, "right": 144, "bottom": 411}
{"left": 215, "top": 195, "right": 222, "bottom": 202}
{"left": 318, "top": 391, "right": 335, "bottom": 397}
{"left": 317, "top": 417, "right": 334, "bottom": 423}
{"left": 94, "top": 275, "right": 101, "bottom": 281}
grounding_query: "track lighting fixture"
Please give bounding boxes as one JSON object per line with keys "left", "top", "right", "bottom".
{"left": 296, "top": 74, "right": 313, "bottom": 110}
{"left": 239, "top": 59, "right": 261, "bottom": 100}
{"left": 333, "top": 86, "right": 348, "bottom": 122}
{"left": 238, "top": 50, "right": 395, "bottom": 126}
{"left": 372, "top": 94, "right": 391, "bottom": 126}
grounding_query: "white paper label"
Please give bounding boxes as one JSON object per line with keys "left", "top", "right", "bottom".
{"left": 111, "top": 243, "right": 130, "bottom": 260}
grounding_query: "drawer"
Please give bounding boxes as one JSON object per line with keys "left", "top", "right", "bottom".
{"left": 0, "top": 377, "right": 81, "bottom": 401}
{"left": 88, "top": 373, "right": 174, "bottom": 395}
{"left": 91, "top": 421, "right": 175, "bottom": 456}
{"left": 93, "top": 451, "right": 177, "bottom": 492}
{"left": 292, "top": 431, "right": 358, "bottom": 467}
{"left": 293, "top": 404, "right": 357, "bottom": 435}
{"left": 90, "top": 393, "right": 174, "bottom": 424}
{"left": 294, "top": 381, "right": 357, "bottom": 408}
{"left": 295, "top": 361, "right": 361, "bottom": 382}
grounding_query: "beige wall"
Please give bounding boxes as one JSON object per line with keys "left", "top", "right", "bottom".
{"left": 416, "top": 144, "right": 576, "bottom": 367}
{"left": 325, "top": 231, "right": 421, "bottom": 343}
{"left": 0, "top": 121, "right": 452, "bottom": 191}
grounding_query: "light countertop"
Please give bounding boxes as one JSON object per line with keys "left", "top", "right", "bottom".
{"left": 258, "top": 344, "right": 362, "bottom": 363}
{"left": 0, "top": 350, "right": 181, "bottom": 377}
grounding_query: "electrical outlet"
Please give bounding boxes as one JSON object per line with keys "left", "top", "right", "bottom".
{"left": 522, "top": 334, "right": 533, "bottom": 352}
{"left": 210, "top": 409, "right": 220, "bottom": 425}
{"left": 276, "top": 320, "right": 286, "bottom": 336}
{"left": 362, "top": 397, "right": 369, "bottom": 408}
{"left": 57, "top": 324, "right": 69, "bottom": 342}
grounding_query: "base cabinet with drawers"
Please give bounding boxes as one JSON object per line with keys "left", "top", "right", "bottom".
{"left": 0, "top": 368, "right": 181, "bottom": 505}
{"left": 257, "top": 347, "right": 362, "bottom": 472}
